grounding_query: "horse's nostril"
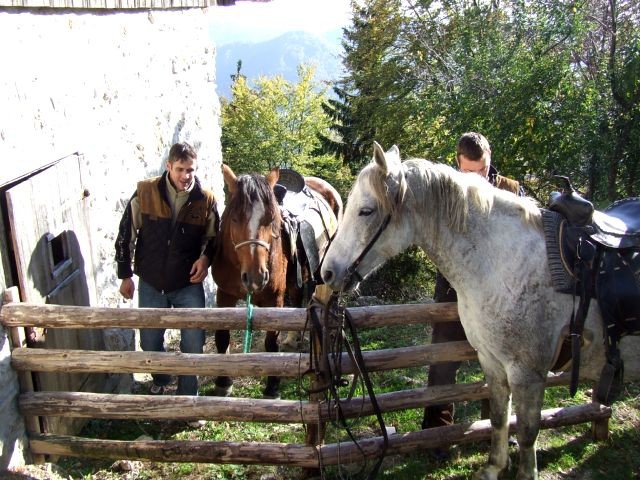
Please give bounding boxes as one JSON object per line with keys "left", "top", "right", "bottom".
{"left": 322, "top": 269, "right": 333, "bottom": 283}
{"left": 263, "top": 270, "right": 270, "bottom": 286}
{"left": 241, "top": 272, "right": 249, "bottom": 286}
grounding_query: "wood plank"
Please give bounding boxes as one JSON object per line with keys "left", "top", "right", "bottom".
{"left": 28, "top": 403, "right": 611, "bottom": 467}
{"left": 18, "top": 373, "right": 573, "bottom": 424}
{"left": 0, "top": 301, "right": 459, "bottom": 330}
{"left": 30, "top": 435, "right": 319, "bottom": 467}
{"left": 19, "top": 392, "right": 318, "bottom": 423}
{"left": 10, "top": 342, "right": 477, "bottom": 376}
{"left": 316, "top": 403, "right": 613, "bottom": 466}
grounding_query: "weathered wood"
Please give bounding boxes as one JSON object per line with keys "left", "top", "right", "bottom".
{"left": 321, "top": 372, "right": 572, "bottom": 421}
{"left": 18, "top": 373, "right": 573, "bottom": 424}
{"left": 0, "top": 0, "right": 208, "bottom": 8}
{"left": 0, "top": 301, "right": 458, "bottom": 331}
{"left": 317, "top": 403, "right": 612, "bottom": 466}
{"left": 29, "top": 434, "right": 319, "bottom": 467}
{"left": 19, "top": 392, "right": 318, "bottom": 424}
{"left": 10, "top": 341, "right": 477, "bottom": 376}
{"left": 304, "top": 285, "right": 332, "bottom": 479}
{"left": 591, "top": 388, "right": 610, "bottom": 440}
{"left": 11, "top": 349, "right": 311, "bottom": 377}
{"left": 28, "top": 403, "right": 611, "bottom": 467}
{"left": 4, "top": 288, "right": 45, "bottom": 464}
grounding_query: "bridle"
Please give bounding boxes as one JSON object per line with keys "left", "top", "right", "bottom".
{"left": 342, "top": 182, "right": 402, "bottom": 289}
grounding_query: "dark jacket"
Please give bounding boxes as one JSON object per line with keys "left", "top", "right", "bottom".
{"left": 115, "top": 172, "right": 219, "bottom": 293}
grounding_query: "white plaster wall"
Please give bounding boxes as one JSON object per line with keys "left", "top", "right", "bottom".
{"left": 0, "top": 6, "right": 224, "bottom": 469}
{"left": 0, "top": 7, "right": 224, "bottom": 309}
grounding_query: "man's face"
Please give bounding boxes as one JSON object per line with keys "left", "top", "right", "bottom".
{"left": 457, "top": 154, "right": 489, "bottom": 179}
{"left": 166, "top": 158, "right": 196, "bottom": 191}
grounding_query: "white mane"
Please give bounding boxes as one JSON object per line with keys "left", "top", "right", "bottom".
{"left": 363, "top": 157, "right": 541, "bottom": 234}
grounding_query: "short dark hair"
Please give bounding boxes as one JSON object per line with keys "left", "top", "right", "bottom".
{"left": 456, "top": 132, "right": 491, "bottom": 163}
{"left": 168, "top": 142, "right": 197, "bottom": 164}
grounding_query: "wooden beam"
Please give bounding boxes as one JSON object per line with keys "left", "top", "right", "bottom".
{"left": 18, "top": 373, "right": 572, "bottom": 424}
{"left": 28, "top": 403, "right": 611, "bottom": 468}
{"left": 0, "top": 302, "right": 459, "bottom": 331}
{"left": 19, "top": 392, "right": 318, "bottom": 424}
{"left": 10, "top": 341, "right": 477, "bottom": 376}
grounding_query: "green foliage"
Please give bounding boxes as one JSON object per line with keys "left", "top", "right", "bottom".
{"left": 220, "top": 63, "right": 353, "bottom": 193}
{"left": 358, "top": 246, "right": 436, "bottom": 302}
{"left": 328, "top": 0, "right": 640, "bottom": 203}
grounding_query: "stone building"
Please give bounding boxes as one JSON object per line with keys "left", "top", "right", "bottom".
{"left": 0, "top": 0, "right": 269, "bottom": 470}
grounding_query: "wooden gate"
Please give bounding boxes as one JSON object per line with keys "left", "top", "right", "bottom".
{"left": 4, "top": 154, "right": 106, "bottom": 435}
{"left": 0, "top": 298, "right": 611, "bottom": 470}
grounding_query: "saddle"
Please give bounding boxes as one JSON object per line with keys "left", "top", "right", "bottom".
{"left": 274, "top": 169, "right": 338, "bottom": 288}
{"left": 542, "top": 176, "right": 640, "bottom": 404}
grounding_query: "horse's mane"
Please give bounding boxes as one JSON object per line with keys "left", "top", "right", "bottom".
{"left": 362, "top": 158, "right": 540, "bottom": 233}
{"left": 224, "top": 173, "right": 281, "bottom": 230}
{"left": 358, "top": 161, "right": 408, "bottom": 217}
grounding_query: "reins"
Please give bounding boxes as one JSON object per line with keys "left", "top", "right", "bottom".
{"left": 308, "top": 293, "right": 389, "bottom": 480}
{"left": 309, "top": 181, "right": 402, "bottom": 479}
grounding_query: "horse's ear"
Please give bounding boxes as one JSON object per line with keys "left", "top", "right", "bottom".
{"left": 222, "top": 164, "right": 237, "bottom": 195}
{"left": 266, "top": 167, "right": 280, "bottom": 189}
{"left": 373, "top": 141, "right": 401, "bottom": 176}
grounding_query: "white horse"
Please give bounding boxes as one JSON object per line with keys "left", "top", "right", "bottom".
{"left": 320, "top": 142, "right": 640, "bottom": 480}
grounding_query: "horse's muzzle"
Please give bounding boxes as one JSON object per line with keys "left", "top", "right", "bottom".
{"left": 242, "top": 269, "right": 270, "bottom": 293}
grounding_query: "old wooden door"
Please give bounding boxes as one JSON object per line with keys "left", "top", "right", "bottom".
{"left": 5, "top": 153, "right": 105, "bottom": 435}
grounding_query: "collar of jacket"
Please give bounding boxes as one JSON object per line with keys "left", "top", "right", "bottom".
{"left": 157, "top": 171, "right": 205, "bottom": 204}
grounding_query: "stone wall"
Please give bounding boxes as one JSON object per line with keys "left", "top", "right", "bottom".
{"left": 0, "top": 6, "right": 224, "bottom": 469}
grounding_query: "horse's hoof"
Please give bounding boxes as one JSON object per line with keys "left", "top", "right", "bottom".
{"left": 210, "top": 385, "right": 233, "bottom": 397}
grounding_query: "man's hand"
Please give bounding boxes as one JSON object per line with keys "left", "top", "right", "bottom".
{"left": 190, "top": 255, "right": 210, "bottom": 283}
{"left": 119, "top": 278, "right": 135, "bottom": 300}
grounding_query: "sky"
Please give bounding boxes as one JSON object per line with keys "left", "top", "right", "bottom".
{"left": 209, "top": 0, "right": 353, "bottom": 45}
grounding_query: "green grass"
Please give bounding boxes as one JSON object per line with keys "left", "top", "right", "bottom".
{"left": 50, "top": 320, "right": 640, "bottom": 480}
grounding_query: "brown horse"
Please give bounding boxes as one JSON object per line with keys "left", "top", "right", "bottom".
{"left": 211, "top": 164, "right": 342, "bottom": 398}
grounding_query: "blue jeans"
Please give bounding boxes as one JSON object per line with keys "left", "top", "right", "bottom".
{"left": 138, "top": 279, "right": 205, "bottom": 396}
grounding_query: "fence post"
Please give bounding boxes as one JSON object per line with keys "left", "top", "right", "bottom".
{"left": 3, "top": 286, "right": 45, "bottom": 464}
{"left": 304, "top": 285, "right": 332, "bottom": 477}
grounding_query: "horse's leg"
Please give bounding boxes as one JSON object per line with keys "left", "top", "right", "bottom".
{"left": 263, "top": 329, "right": 281, "bottom": 398}
{"left": 213, "top": 290, "right": 237, "bottom": 396}
{"left": 474, "top": 357, "right": 511, "bottom": 480}
{"left": 511, "top": 374, "right": 545, "bottom": 480}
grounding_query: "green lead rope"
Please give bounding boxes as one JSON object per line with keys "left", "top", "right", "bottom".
{"left": 243, "top": 293, "right": 254, "bottom": 353}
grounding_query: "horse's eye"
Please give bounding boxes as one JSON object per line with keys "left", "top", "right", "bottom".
{"left": 359, "top": 207, "right": 374, "bottom": 217}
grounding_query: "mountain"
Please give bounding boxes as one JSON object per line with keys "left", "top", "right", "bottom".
{"left": 214, "top": 30, "right": 344, "bottom": 99}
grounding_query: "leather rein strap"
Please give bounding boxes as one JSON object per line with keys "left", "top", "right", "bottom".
{"left": 308, "top": 293, "right": 389, "bottom": 479}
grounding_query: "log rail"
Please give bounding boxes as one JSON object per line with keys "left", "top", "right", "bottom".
{"left": 0, "top": 300, "right": 610, "bottom": 469}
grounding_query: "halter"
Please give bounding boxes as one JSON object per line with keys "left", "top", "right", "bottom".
{"left": 231, "top": 223, "right": 280, "bottom": 252}
{"left": 234, "top": 238, "right": 271, "bottom": 251}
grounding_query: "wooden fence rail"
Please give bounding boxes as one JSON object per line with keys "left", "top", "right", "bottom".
{"left": 0, "top": 300, "right": 610, "bottom": 470}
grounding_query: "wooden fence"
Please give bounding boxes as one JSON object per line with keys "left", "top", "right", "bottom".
{"left": 0, "top": 295, "right": 611, "bottom": 470}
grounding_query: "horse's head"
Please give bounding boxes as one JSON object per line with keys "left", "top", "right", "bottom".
{"left": 321, "top": 141, "right": 408, "bottom": 292}
{"left": 221, "top": 164, "right": 281, "bottom": 294}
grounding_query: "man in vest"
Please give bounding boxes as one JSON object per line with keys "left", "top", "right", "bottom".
{"left": 423, "top": 132, "right": 523, "bottom": 456}
{"left": 115, "top": 141, "right": 219, "bottom": 407}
